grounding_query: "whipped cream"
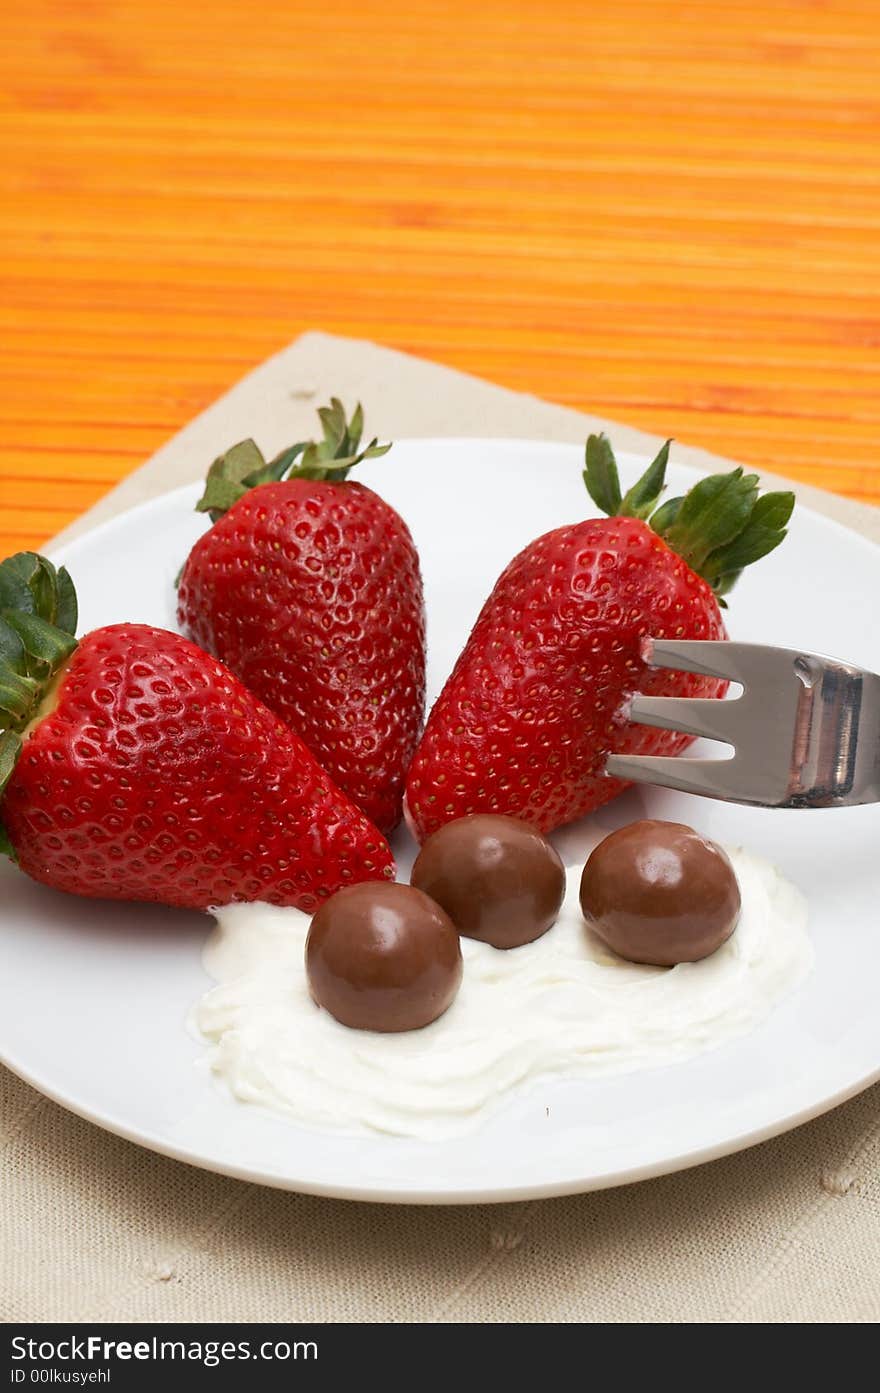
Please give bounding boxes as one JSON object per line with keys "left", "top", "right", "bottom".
{"left": 194, "top": 847, "right": 812, "bottom": 1141}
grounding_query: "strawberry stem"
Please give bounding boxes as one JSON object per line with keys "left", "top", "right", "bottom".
{"left": 0, "top": 553, "right": 79, "bottom": 850}
{"left": 583, "top": 434, "right": 794, "bottom": 600}
{"left": 194, "top": 398, "right": 392, "bottom": 524}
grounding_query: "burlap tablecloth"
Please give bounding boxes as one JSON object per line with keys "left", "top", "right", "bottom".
{"left": 3, "top": 334, "right": 879, "bottom": 1323}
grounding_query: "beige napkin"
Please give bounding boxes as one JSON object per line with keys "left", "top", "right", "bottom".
{"left": 4, "top": 333, "right": 879, "bottom": 1323}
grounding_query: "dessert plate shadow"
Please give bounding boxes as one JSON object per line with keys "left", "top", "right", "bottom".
{"left": 1, "top": 439, "right": 878, "bottom": 1203}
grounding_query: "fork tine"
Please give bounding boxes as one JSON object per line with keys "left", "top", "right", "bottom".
{"left": 645, "top": 638, "right": 735, "bottom": 679}
{"left": 605, "top": 752, "right": 757, "bottom": 803}
{"left": 647, "top": 638, "right": 762, "bottom": 686}
{"left": 643, "top": 637, "right": 779, "bottom": 690}
{"left": 628, "top": 694, "right": 741, "bottom": 745}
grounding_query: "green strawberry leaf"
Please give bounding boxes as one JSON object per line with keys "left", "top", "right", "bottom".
{"left": 712, "top": 569, "right": 742, "bottom": 603}
{"left": 0, "top": 553, "right": 79, "bottom": 736}
{"left": 0, "top": 560, "right": 35, "bottom": 616}
{"left": 55, "top": 567, "right": 78, "bottom": 636}
{"left": 292, "top": 437, "right": 391, "bottom": 480}
{"left": 0, "top": 668, "right": 40, "bottom": 724}
{"left": 261, "top": 442, "right": 309, "bottom": 482}
{"left": 702, "top": 490, "right": 796, "bottom": 582}
{"left": 0, "top": 729, "right": 21, "bottom": 801}
{"left": 4, "top": 613, "right": 78, "bottom": 676}
{"left": 582, "top": 436, "right": 796, "bottom": 602}
{"left": 620, "top": 439, "right": 671, "bottom": 520}
{"left": 0, "top": 820, "right": 16, "bottom": 861}
{"left": 30, "top": 557, "right": 56, "bottom": 621}
{"left": 649, "top": 494, "right": 684, "bottom": 535}
{"left": 0, "top": 617, "right": 26, "bottom": 674}
{"left": 0, "top": 553, "right": 75, "bottom": 630}
{"left": 348, "top": 401, "right": 364, "bottom": 449}
{"left": 660, "top": 468, "right": 760, "bottom": 572}
{"left": 3, "top": 553, "right": 46, "bottom": 607}
{"left": 583, "top": 434, "right": 622, "bottom": 516}
{"left": 194, "top": 477, "right": 249, "bottom": 520}
{"left": 187, "top": 402, "right": 392, "bottom": 541}
{"left": 195, "top": 439, "right": 268, "bottom": 521}
{"left": 318, "top": 397, "right": 348, "bottom": 454}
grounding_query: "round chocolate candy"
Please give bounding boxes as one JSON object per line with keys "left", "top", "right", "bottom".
{"left": 411, "top": 814, "right": 566, "bottom": 950}
{"left": 305, "top": 882, "right": 463, "bottom": 1032}
{"left": 579, "top": 819, "right": 740, "bottom": 966}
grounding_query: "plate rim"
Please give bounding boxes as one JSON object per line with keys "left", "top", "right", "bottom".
{"left": 2, "top": 1033, "right": 877, "bottom": 1205}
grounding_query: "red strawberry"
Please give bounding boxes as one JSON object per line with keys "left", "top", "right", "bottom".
{"left": 177, "top": 399, "right": 425, "bottom": 836}
{"left": 0, "top": 553, "right": 394, "bottom": 912}
{"left": 406, "top": 438, "right": 794, "bottom": 838}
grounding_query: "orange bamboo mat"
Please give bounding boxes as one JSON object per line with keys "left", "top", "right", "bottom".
{"left": 2, "top": 0, "right": 879, "bottom": 559}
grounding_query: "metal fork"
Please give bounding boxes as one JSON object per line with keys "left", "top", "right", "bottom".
{"left": 605, "top": 638, "right": 880, "bottom": 809}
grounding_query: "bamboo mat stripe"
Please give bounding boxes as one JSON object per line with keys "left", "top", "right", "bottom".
{"left": 2, "top": 0, "right": 879, "bottom": 557}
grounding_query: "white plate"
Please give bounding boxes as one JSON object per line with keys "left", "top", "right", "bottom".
{"left": 2, "top": 440, "right": 879, "bottom": 1204}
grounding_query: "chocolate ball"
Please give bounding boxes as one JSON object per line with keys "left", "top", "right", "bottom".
{"left": 411, "top": 814, "right": 566, "bottom": 950}
{"left": 580, "top": 820, "right": 740, "bottom": 966}
{"left": 306, "top": 882, "right": 463, "bottom": 1032}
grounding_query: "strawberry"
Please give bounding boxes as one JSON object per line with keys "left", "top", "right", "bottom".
{"left": 177, "top": 399, "right": 425, "bottom": 836}
{"left": 0, "top": 553, "right": 395, "bottom": 912}
{"left": 406, "top": 437, "right": 794, "bottom": 839}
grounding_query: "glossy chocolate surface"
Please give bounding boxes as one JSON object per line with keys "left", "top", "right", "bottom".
{"left": 306, "top": 882, "right": 463, "bottom": 1032}
{"left": 411, "top": 814, "right": 566, "bottom": 950}
{"left": 579, "top": 819, "right": 741, "bottom": 966}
